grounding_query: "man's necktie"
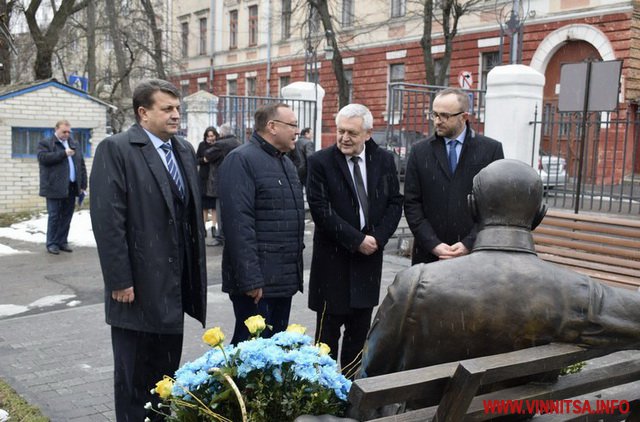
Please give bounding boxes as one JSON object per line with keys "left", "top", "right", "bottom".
{"left": 351, "top": 156, "right": 369, "bottom": 227}
{"left": 448, "top": 140, "right": 459, "bottom": 173}
{"left": 160, "top": 143, "right": 185, "bottom": 198}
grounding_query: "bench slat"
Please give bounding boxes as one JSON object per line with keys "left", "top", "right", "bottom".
{"left": 534, "top": 226, "right": 640, "bottom": 250}
{"left": 535, "top": 245, "right": 640, "bottom": 271}
{"left": 536, "top": 217, "right": 640, "bottom": 239}
{"left": 544, "top": 210, "right": 640, "bottom": 229}
{"left": 537, "top": 253, "right": 640, "bottom": 278}
{"left": 533, "top": 234, "right": 640, "bottom": 260}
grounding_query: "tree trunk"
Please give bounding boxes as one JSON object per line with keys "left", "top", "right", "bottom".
{"left": 140, "top": 0, "right": 166, "bottom": 79}
{"left": 420, "top": 0, "right": 436, "bottom": 86}
{"left": 86, "top": 0, "right": 96, "bottom": 94}
{"left": 312, "top": 0, "right": 350, "bottom": 109}
{"left": 0, "top": 0, "right": 15, "bottom": 85}
{"left": 105, "top": 0, "right": 132, "bottom": 97}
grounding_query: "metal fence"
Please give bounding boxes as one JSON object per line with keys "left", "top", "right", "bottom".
{"left": 179, "top": 95, "right": 317, "bottom": 144}
{"left": 530, "top": 104, "right": 640, "bottom": 215}
{"left": 381, "top": 83, "right": 487, "bottom": 176}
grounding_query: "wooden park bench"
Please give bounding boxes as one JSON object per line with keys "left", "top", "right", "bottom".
{"left": 348, "top": 343, "right": 640, "bottom": 421}
{"left": 532, "top": 210, "right": 640, "bottom": 291}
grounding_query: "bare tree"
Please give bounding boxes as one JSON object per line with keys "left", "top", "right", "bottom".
{"left": 419, "top": 0, "right": 485, "bottom": 86}
{"left": 23, "top": 0, "right": 88, "bottom": 79}
{"left": 0, "top": 0, "right": 17, "bottom": 84}
{"left": 85, "top": 0, "right": 96, "bottom": 94}
{"left": 139, "top": 0, "right": 166, "bottom": 79}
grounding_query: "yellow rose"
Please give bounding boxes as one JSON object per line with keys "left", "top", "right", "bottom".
{"left": 244, "top": 315, "right": 266, "bottom": 335}
{"left": 154, "top": 377, "right": 174, "bottom": 400}
{"left": 202, "top": 327, "right": 225, "bottom": 347}
{"left": 317, "top": 342, "right": 331, "bottom": 356}
{"left": 286, "top": 323, "right": 306, "bottom": 335}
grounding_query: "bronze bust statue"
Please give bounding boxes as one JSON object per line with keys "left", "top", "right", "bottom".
{"left": 360, "top": 159, "right": 640, "bottom": 379}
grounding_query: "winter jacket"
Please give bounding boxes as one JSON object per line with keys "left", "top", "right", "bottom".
{"left": 218, "top": 132, "right": 305, "bottom": 298}
{"left": 38, "top": 135, "right": 87, "bottom": 198}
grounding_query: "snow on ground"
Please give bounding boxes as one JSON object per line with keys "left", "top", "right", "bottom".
{"left": 0, "top": 209, "right": 96, "bottom": 256}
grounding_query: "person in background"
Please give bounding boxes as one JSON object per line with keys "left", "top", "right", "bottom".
{"left": 204, "top": 122, "right": 241, "bottom": 246}
{"left": 306, "top": 104, "right": 403, "bottom": 375}
{"left": 38, "top": 119, "right": 87, "bottom": 255}
{"left": 196, "top": 126, "right": 219, "bottom": 242}
{"left": 404, "top": 87, "right": 503, "bottom": 265}
{"left": 90, "top": 79, "right": 207, "bottom": 421}
{"left": 288, "top": 127, "right": 315, "bottom": 187}
{"left": 218, "top": 103, "right": 304, "bottom": 344}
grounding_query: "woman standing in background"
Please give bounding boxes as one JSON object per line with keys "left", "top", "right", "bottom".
{"left": 196, "top": 126, "right": 219, "bottom": 240}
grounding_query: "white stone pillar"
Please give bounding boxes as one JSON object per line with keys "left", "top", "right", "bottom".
{"left": 484, "top": 65, "right": 545, "bottom": 167}
{"left": 281, "top": 82, "right": 325, "bottom": 151}
{"left": 183, "top": 90, "right": 219, "bottom": 150}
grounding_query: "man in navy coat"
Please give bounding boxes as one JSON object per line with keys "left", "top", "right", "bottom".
{"left": 37, "top": 120, "right": 87, "bottom": 254}
{"left": 307, "top": 103, "right": 403, "bottom": 374}
{"left": 404, "top": 88, "right": 504, "bottom": 264}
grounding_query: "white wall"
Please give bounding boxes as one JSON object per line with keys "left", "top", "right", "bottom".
{"left": 0, "top": 86, "right": 110, "bottom": 213}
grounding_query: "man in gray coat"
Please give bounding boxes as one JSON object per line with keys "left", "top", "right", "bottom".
{"left": 90, "top": 79, "right": 207, "bottom": 421}
{"left": 37, "top": 119, "right": 87, "bottom": 254}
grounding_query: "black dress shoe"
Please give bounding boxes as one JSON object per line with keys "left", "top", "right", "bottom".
{"left": 59, "top": 244, "right": 73, "bottom": 252}
{"left": 47, "top": 246, "right": 60, "bottom": 255}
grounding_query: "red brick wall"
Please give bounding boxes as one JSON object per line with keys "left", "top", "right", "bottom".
{"left": 174, "top": 11, "right": 632, "bottom": 150}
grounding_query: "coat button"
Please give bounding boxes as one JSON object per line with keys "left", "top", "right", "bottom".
{"left": 168, "top": 257, "right": 174, "bottom": 263}
{"left": 168, "top": 219, "right": 174, "bottom": 225}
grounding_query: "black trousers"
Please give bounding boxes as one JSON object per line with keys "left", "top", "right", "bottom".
{"left": 229, "top": 295, "right": 292, "bottom": 344}
{"left": 315, "top": 308, "right": 373, "bottom": 377}
{"left": 111, "top": 327, "right": 183, "bottom": 422}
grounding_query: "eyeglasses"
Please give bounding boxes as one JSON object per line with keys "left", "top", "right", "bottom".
{"left": 271, "top": 119, "right": 298, "bottom": 128}
{"left": 427, "top": 111, "right": 465, "bottom": 121}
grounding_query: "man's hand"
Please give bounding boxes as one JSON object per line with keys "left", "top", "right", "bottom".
{"left": 65, "top": 148, "right": 75, "bottom": 157}
{"left": 358, "top": 235, "right": 379, "bottom": 256}
{"left": 448, "top": 242, "right": 469, "bottom": 258}
{"left": 112, "top": 287, "right": 135, "bottom": 303}
{"left": 432, "top": 242, "right": 469, "bottom": 260}
{"left": 246, "top": 288, "right": 263, "bottom": 304}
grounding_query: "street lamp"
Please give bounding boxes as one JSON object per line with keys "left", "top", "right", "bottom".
{"left": 495, "top": 0, "right": 530, "bottom": 64}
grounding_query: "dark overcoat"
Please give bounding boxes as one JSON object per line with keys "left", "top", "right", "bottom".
{"left": 90, "top": 124, "right": 207, "bottom": 334}
{"left": 38, "top": 135, "right": 87, "bottom": 198}
{"left": 403, "top": 125, "right": 503, "bottom": 264}
{"left": 307, "top": 140, "right": 403, "bottom": 314}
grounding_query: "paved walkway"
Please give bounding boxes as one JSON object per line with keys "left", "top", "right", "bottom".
{"left": 0, "top": 223, "right": 411, "bottom": 421}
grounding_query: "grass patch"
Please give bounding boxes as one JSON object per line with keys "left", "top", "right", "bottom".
{"left": 0, "top": 211, "right": 40, "bottom": 228}
{"left": 0, "top": 378, "right": 48, "bottom": 421}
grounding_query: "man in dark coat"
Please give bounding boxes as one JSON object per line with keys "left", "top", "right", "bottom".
{"left": 90, "top": 79, "right": 207, "bottom": 421}
{"left": 288, "top": 127, "right": 315, "bottom": 187}
{"left": 204, "top": 122, "right": 241, "bottom": 246}
{"left": 307, "top": 104, "right": 403, "bottom": 374}
{"left": 218, "top": 103, "right": 304, "bottom": 344}
{"left": 360, "top": 160, "right": 640, "bottom": 406}
{"left": 37, "top": 119, "right": 87, "bottom": 254}
{"left": 404, "top": 88, "right": 503, "bottom": 264}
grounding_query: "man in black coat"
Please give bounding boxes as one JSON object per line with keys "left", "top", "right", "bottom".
{"left": 218, "top": 103, "right": 304, "bottom": 344}
{"left": 37, "top": 120, "right": 87, "bottom": 254}
{"left": 307, "top": 104, "right": 403, "bottom": 374}
{"left": 90, "top": 79, "right": 207, "bottom": 421}
{"left": 404, "top": 88, "right": 503, "bottom": 264}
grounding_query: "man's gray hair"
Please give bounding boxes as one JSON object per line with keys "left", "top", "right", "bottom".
{"left": 219, "top": 123, "right": 233, "bottom": 137}
{"left": 335, "top": 104, "right": 373, "bottom": 130}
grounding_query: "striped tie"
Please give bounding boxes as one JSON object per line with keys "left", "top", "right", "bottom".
{"left": 160, "top": 143, "right": 185, "bottom": 198}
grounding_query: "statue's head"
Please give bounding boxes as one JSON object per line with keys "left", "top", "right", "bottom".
{"left": 469, "top": 159, "right": 546, "bottom": 229}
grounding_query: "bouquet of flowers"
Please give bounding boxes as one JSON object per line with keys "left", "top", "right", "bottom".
{"left": 148, "top": 315, "right": 352, "bottom": 422}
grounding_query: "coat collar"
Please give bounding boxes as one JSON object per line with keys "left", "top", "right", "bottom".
{"left": 333, "top": 139, "right": 380, "bottom": 200}
{"left": 430, "top": 121, "right": 475, "bottom": 179}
